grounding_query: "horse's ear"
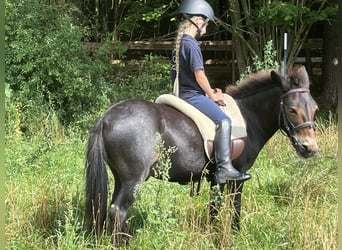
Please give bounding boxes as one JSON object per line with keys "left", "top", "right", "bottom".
{"left": 284, "top": 65, "right": 311, "bottom": 89}
{"left": 294, "top": 65, "right": 310, "bottom": 88}
{"left": 271, "top": 70, "right": 290, "bottom": 91}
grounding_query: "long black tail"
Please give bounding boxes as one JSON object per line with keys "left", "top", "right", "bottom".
{"left": 85, "top": 119, "right": 108, "bottom": 236}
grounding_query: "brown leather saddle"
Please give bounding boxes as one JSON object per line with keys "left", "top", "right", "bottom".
{"left": 155, "top": 94, "right": 247, "bottom": 161}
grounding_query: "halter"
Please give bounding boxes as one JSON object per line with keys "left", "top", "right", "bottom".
{"left": 279, "top": 88, "right": 315, "bottom": 139}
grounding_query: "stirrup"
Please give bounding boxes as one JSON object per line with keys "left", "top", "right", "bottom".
{"left": 215, "top": 168, "right": 251, "bottom": 184}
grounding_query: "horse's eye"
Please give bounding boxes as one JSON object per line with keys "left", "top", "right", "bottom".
{"left": 288, "top": 108, "right": 297, "bottom": 115}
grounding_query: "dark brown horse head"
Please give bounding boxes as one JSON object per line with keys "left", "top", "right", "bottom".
{"left": 271, "top": 65, "right": 319, "bottom": 158}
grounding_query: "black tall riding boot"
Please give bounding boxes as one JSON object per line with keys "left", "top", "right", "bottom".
{"left": 214, "top": 119, "right": 251, "bottom": 184}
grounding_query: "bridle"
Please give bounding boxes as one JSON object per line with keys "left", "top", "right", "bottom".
{"left": 279, "top": 88, "right": 315, "bottom": 140}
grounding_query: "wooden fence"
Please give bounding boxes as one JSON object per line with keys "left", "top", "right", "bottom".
{"left": 85, "top": 39, "right": 323, "bottom": 86}
{"left": 85, "top": 39, "right": 322, "bottom": 52}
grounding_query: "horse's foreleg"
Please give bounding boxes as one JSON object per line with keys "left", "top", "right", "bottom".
{"left": 209, "top": 183, "right": 225, "bottom": 221}
{"left": 228, "top": 180, "right": 244, "bottom": 232}
{"left": 209, "top": 180, "right": 245, "bottom": 231}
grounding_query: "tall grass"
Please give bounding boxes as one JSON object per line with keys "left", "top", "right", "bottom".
{"left": 5, "top": 111, "right": 337, "bottom": 249}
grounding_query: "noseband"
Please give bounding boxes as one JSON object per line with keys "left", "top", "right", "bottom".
{"left": 279, "top": 88, "right": 315, "bottom": 138}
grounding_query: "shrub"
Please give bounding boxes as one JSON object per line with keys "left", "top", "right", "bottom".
{"left": 239, "top": 40, "right": 280, "bottom": 82}
{"left": 108, "top": 54, "right": 172, "bottom": 103}
{"left": 5, "top": 0, "right": 112, "bottom": 130}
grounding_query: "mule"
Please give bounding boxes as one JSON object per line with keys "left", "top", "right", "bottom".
{"left": 85, "top": 65, "right": 319, "bottom": 243}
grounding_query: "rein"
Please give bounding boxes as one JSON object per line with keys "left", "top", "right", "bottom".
{"left": 279, "top": 88, "right": 315, "bottom": 139}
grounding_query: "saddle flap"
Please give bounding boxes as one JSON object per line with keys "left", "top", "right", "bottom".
{"left": 207, "top": 138, "right": 245, "bottom": 161}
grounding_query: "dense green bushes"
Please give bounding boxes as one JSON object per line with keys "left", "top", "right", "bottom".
{"left": 5, "top": 0, "right": 172, "bottom": 134}
{"left": 6, "top": 0, "right": 110, "bottom": 128}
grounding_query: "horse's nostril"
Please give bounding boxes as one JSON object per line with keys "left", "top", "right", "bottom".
{"left": 302, "top": 144, "right": 309, "bottom": 151}
{"left": 297, "top": 139, "right": 318, "bottom": 157}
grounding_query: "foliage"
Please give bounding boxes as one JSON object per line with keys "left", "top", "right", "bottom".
{"left": 108, "top": 54, "right": 172, "bottom": 103}
{"left": 153, "top": 133, "right": 177, "bottom": 181}
{"left": 142, "top": 4, "right": 171, "bottom": 22}
{"left": 6, "top": 0, "right": 172, "bottom": 133}
{"left": 5, "top": 0, "right": 172, "bottom": 134}
{"left": 130, "top": 54, "right": 173, "bottom": 98}
{"left": 219, "top": 0, "right": 337, "bottom": 76}
{"left": 239, "top": 40, "right": 280, "bottom": 82}
{"left": 78, "top": 0, "right": 179, "bottom": 41}
{"left": 5, "top": 0, "right": 112, "bottom": 130}
{"left": 255, "top": 0, "right": 337, "bottom": 64}
{"left": 257, "top": 2, "right": 338, "bottom": 26}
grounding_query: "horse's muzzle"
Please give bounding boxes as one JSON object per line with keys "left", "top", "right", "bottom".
{"left": 291, "top": 136, "right": 320, "bottom": 158}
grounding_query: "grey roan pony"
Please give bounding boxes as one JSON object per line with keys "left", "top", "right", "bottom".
{"left": 85, "top": 65, "right": 319, "bottom": 243}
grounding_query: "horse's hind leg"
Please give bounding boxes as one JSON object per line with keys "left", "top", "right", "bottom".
{"left": 108, "top": 178, "right": 141, "bottom": 245}
{"left": 108, "top": 177, "right": 122, "bottom": 235}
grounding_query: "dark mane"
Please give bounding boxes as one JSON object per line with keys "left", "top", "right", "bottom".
{"left": 226, "top": 70, "right": 278, "bottom": 99}
{"left": 226, "top": 65, "right": 310, "bottom": 99}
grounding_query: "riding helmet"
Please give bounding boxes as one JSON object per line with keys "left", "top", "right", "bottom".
{"left": 177, "top": 0, "right": 215, "bottom": 22}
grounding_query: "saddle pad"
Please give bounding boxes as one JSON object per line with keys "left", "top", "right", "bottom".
{"left": 155, "top": 94, "right": 247, "bottom": 159}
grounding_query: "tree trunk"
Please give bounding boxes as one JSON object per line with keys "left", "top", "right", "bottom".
{"left": 229, "top": 0, "right": 247, "bottom": 76}
{"left": 321, "top": 18, "right": 339, "bottom": 111}
{"left": 338, "top": 2, "right": 342, "bottom": 117}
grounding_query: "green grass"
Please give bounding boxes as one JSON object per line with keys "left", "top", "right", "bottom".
{"left": 5, "top": 113, "right": 337, "bottom": 249}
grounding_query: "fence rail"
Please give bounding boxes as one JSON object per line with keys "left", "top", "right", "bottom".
{"left": 85, "top": 39, "right": 322, "bottom": 52}
{"left": 85, "top": 39, "right": 323, "bottom": 85}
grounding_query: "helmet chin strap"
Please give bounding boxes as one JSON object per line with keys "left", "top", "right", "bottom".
{"left": 183, "top": 14, "right": 209, "bottom": 38}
